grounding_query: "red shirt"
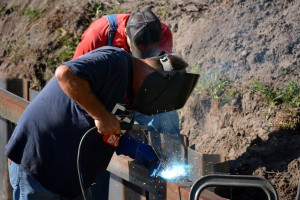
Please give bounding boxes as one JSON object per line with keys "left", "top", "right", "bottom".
{"left": 73, "top": 14, "right": 173, "bottom": 59}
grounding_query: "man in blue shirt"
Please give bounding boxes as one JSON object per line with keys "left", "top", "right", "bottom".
{"left": 74, "top": 10, "right": 180, "bottom": 136}
{"left": 6, "top": 46, "right": 190, "bottom": 199}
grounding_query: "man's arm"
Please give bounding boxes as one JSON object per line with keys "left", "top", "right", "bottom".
{"left": 55, "top": 65, "right": 121, "bottom": 135}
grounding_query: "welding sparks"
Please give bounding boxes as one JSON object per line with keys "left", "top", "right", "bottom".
{"left": 157, "top": 163, "right": 192, "bottom": 181}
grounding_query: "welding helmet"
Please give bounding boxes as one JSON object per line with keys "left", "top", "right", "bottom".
{"left": 132, "top": 56, "right": 200, "bottom": 116}
{"left": 126, "top": 10, "right": 162, "bottom": 59}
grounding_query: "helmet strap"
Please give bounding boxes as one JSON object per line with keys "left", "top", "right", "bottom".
{"left": 159, "top": 55, "right": 172, "bottom": 71}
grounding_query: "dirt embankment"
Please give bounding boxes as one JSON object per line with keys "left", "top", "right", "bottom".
{"left": 0, "top": 0, "right": 300, "bottom": 199}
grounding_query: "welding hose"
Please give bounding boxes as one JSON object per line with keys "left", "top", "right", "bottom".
{"left": 77, "top": 123, "right": 147, "bottom": 200}
{"left": 77, "top": 126, "right": 97, "bottom": 200}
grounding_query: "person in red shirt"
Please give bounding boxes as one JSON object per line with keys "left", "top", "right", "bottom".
{"left": 73, "top": 10, "right": 180, "bottom": 135}
{"left": 73, "top": 11, "right": 173, "bottom": 59}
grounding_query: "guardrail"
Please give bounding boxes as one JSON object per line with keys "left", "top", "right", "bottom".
{"left": 0, "top": 78, "right": 226, "bottom": 200}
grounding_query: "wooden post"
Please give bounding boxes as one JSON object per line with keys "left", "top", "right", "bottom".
{"left": 0, "top": 78, "right": 29, "bottom": 200}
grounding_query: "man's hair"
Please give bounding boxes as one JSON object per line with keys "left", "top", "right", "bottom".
{"left": 126, "top": 10, "right": 162, "bottom": 49}
{"left": 147, "top": 54, "right": 189, "bottom": 71}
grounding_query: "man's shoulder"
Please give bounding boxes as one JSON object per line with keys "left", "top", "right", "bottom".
{"left": 115, "top": 13, "right": 130, "bottom": 20}
{"left": 115, "top": 14, "right": 130, "bottom": 26}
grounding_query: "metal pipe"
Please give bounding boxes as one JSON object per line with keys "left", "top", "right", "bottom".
{"left": 190, "top": 174, "right": 278, "bottom": 200}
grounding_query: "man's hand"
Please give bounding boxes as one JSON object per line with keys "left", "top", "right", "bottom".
{"left": 94, "top": 112, "right": 121, "bottom": 135}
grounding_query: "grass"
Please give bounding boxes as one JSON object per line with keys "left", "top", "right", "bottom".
{"left": 86, "top": 2, "right": 103, "bottom": 20}
{"left": 7, "top": 41, "right": 18, "bottom": 62}
{"left": 189, "top": 64, "right": 299, "bottom": 110}
{"left": 248, "top": 78, "right": 300, "bottom": 108}
{"left": 23, "top": 8, "right": 44, "bottom": 20}
{"left": 105, "top": 7, "right": 124, "bottom": 15}
{"left": 44, "top": 4, "right": 123, "bottom": 83}
{"left": 0, "top": 7, "right": 5, "bottom": 16}
{"left": 7, "top": 40, "right": 29, "bottom": 63}
{"left": 193, "top": 69, "right": 237, "bottom": 103}
{"left": 188, "top": 63, "right": 299, "bottom": 130}
{"left": 0, "top": 5, "right": 19, "bottom": 16}
{"left": 86, "top": 2, "right": 124, "bottom": 21}
{"left": 279, "top": 67, "right": 291, "bottom": 76}
{"left": 48, "top": 29, "right": 80, "bottom": 64}
{"left": 157, "top": 7, "right": 168, "bottom": 18}
{"left": 280, "top": 81, "right": 300, "bottom": 107}
{"left": 45, "top": 28, "right": 81, "bottom": 83}
{"left": 248, "top": 78, "right": 300, "bottom": 129}
{"left": 247, "top": 78, "right": 276, "bottom": 105}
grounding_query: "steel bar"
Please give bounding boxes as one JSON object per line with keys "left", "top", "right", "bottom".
{"left": 0, "top": 88, "right": 29, "bottom": 124}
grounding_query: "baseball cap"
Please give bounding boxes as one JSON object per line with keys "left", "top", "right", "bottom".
{"left": 126, "top": 10, "right": 162, "bottom": 58}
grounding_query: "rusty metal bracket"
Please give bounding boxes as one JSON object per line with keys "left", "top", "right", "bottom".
{"left": 189, "top": 174, "right": 278, "bottom": 200}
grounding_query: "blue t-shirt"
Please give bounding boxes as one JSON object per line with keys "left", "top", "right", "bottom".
{"left": 5, "top": 46, "right": 133, "bottom": 198}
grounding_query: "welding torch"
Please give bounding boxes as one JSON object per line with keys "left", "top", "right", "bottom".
{"left": 77, "top": 122, "right": 161, "bottom": 200}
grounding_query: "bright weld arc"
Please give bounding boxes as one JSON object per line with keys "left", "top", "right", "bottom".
{"left": 139, "top": 130, "right": 192, "bottom": 182}
{"left": 157, "top": 163, "right": 192, "bottom": 181}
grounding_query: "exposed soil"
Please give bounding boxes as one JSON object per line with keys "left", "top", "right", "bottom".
{"left": 0, "top": 0, "right": 300, "bottom": 199}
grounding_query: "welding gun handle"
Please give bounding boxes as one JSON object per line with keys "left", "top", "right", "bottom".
{"left": 120, "top": 122, "right": 147, "bottom": 131}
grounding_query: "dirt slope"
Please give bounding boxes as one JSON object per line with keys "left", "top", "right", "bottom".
{"left": 0, "top": 0, "right": 299, "bottom": 199}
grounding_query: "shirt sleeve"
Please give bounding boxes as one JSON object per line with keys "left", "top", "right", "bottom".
{"left": 73, "top": 17, "right": 110, "bottom": 59}
{"left": 159, "top": 22, "right": 173, "bottom": 54}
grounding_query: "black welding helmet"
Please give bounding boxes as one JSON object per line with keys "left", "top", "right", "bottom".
{"left": 126, "top": 10, "right": 162, "bottom": 59}
{"left": 132, "top": 56, "right": 199, "bottom": 116}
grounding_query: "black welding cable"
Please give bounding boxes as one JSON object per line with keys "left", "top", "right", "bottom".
{"left": 77, "top": 123, "right": 138, "bottom": 200}
{"left": 77, "top": 123, "right": 149, "bottom": 200}
{"left": 77, "top": 126, "right": 97, "bottom": 200}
